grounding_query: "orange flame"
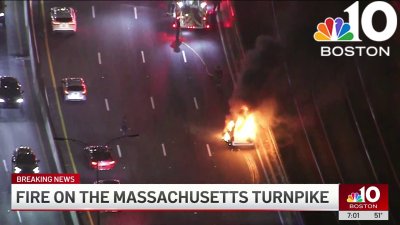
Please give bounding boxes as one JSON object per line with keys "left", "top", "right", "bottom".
{"left": 223, "top": 106, "right": 257, "bottom": 144}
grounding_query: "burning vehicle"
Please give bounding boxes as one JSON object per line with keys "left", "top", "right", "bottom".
{"left": 222, "top": 106, "right": 256, "bottom": 148}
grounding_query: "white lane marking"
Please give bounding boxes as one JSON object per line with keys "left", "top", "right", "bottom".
{"left": 161, "top": 143, "right": 167, "bottom": 157}
{"left": 97, "top": 52, "right": 102, "bottom": 65}
{"left": 116, "top": 145, "right": 122, "bottom": 158}
{"left": 193, "top": 97, "right": 199, "bottom": 110}
{"left": 92, "top": 5, "right": 96, "bottom": 18}
{"left": 206, "top": 144, "right": 212, "bottom": 157}
{"left": 17, "top": 211, "right": 22, "bottom": 223}
{"left": 134, "top": 7, "right": 137, "bottom": 19}
{"left": 2, "top": 160, "right": 8, "bottom": 172}
{"left": 141, "top": 51, "right": 146, "bottom": 63}
{"left": 44, "top": 87, "right": 50, "bottom": 106}
{"left": 150, "top": 96, "right": 155, "bottom": 110}
{"left": 104, "top": 98, "right": 110, "bottom": 111}
{"left": 182, "top": 50, "right": 187, "bottom": 63}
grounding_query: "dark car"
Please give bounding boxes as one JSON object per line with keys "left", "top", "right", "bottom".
{"left": 0, "top": 76, "right": 24, "bottom": 108}
{"left": 95, "top": 179, "right": 120, "bottom": 184}
{"left": 0, "top": 1, "right": 5, "bottom": 26}
{"left": 85, "top": 146, "right": 115, "bottom": 170}
{"left": 12, "top": 147, "right": 40, "bottom": 174}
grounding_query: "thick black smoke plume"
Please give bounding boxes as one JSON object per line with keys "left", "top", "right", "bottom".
{"left": 232, "top": 35, "right": 283, "bottom": 108}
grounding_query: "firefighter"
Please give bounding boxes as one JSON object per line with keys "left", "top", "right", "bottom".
{"left": 175, "top": 18, "right": 181, "bottom": 43}
{"left": 213, "top": 0, "right": 221, "bottom": 12}
{"left": 120, "top": 115, "right": 129, "bottom": 136}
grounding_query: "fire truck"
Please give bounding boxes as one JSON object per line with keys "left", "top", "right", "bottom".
{"left": 172, "top": 0, "right": 211, "bottom": 29}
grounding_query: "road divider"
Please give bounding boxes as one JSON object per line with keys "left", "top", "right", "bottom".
{"left": 104, "top": 98, "right": 110, "bottom": 111}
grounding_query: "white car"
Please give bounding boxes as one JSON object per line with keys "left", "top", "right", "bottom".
{"left": 50, "top": 7, "right": 77, "bottom": 32}
{"left": 62, "top": 77, "right": 87, "bottom": 101}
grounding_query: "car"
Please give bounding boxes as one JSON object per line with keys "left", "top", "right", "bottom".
{"left": 222, "top": 106, "right": 256, "bottom": 149}
{"left": 61, "top": 77, "right": 87, "bottom": 101}
{"left": 85, "top": 146, "right": 116, "bottom": 170}
{"left": 0, "top": 76, "right": 24, "bottom": 108}
{"left": 0, "top": 1, "right": 5, "bottom": 26}
{"left": 94, "top": 179, "right": 120, "bottom": 184}
{"left": 94, "top": 179, "right": 120, "bottom": 212}
{"left": 50, "top": 7, "right": 77, "bottom": 32}
{"left": 12, "top": 147, "right": 40, "bottom": 174}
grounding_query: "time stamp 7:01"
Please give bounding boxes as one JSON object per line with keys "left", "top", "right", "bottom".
{"left": 339, "top": 211, "right": 388, "bottom": 220}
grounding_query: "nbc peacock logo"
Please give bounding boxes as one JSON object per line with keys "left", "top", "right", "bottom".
{"left": 314, "top": 17, "right": 354, "bottom": 41}
{"left": 314, "top": 1, "right": 397, "bottom": 57}
{"left": 347, "top": 192, "right": 364, "bottom": 203}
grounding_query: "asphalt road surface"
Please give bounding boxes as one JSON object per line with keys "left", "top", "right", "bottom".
{"left": 31, "top": 1, "right": 287, "bottom": 225}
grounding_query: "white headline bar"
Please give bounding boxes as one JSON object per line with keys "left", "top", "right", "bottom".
{"left": 12, "top": 184, "right": 338, "bottom": 211}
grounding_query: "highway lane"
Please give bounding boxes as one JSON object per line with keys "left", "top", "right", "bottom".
{"left": 0, "top": 1, "right": 66, "bottom": 225}
{"left": 33, "top": 1, "right": 284, "bottom": 224}
{"left": 234, "top": 1, "right": 399, "bottom": 224}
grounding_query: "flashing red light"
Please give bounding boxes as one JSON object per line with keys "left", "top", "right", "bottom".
{"left": 206, "top": 25, "right": 210, "bottom": 28}
{"left": 172, "top": 23, "right": 176, "bottom": 28}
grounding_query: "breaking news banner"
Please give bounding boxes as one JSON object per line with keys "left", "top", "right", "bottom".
{"left": 11, "top": 174, "right": 388, "bottom": 221}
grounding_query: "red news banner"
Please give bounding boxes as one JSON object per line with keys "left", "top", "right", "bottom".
{"left": 12, "top": 174, "right": 80, "bottom": 184}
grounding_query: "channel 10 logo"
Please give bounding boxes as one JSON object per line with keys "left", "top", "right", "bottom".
{"left": 347, "top": 186, "right": 380, "bottom": 203}
{"left": 339, "top": 184, "right": 388, "bottom": 211}
{"left": 314, "top": 1, "right": 398, "bottom": 57}
{"left": 314, "top": 1, "right": 397, "bottom": 42}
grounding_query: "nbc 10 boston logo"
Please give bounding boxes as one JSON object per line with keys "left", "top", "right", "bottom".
{"left": 313, "top": 1, "right": 398, "bottom": 57}
{"left": 339, "top": 184, "right": 388, "bottom": 211}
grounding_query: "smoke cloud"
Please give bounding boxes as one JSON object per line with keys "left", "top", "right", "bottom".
{"left": 232, "top": 35, "right": 283, "bottom": 108}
